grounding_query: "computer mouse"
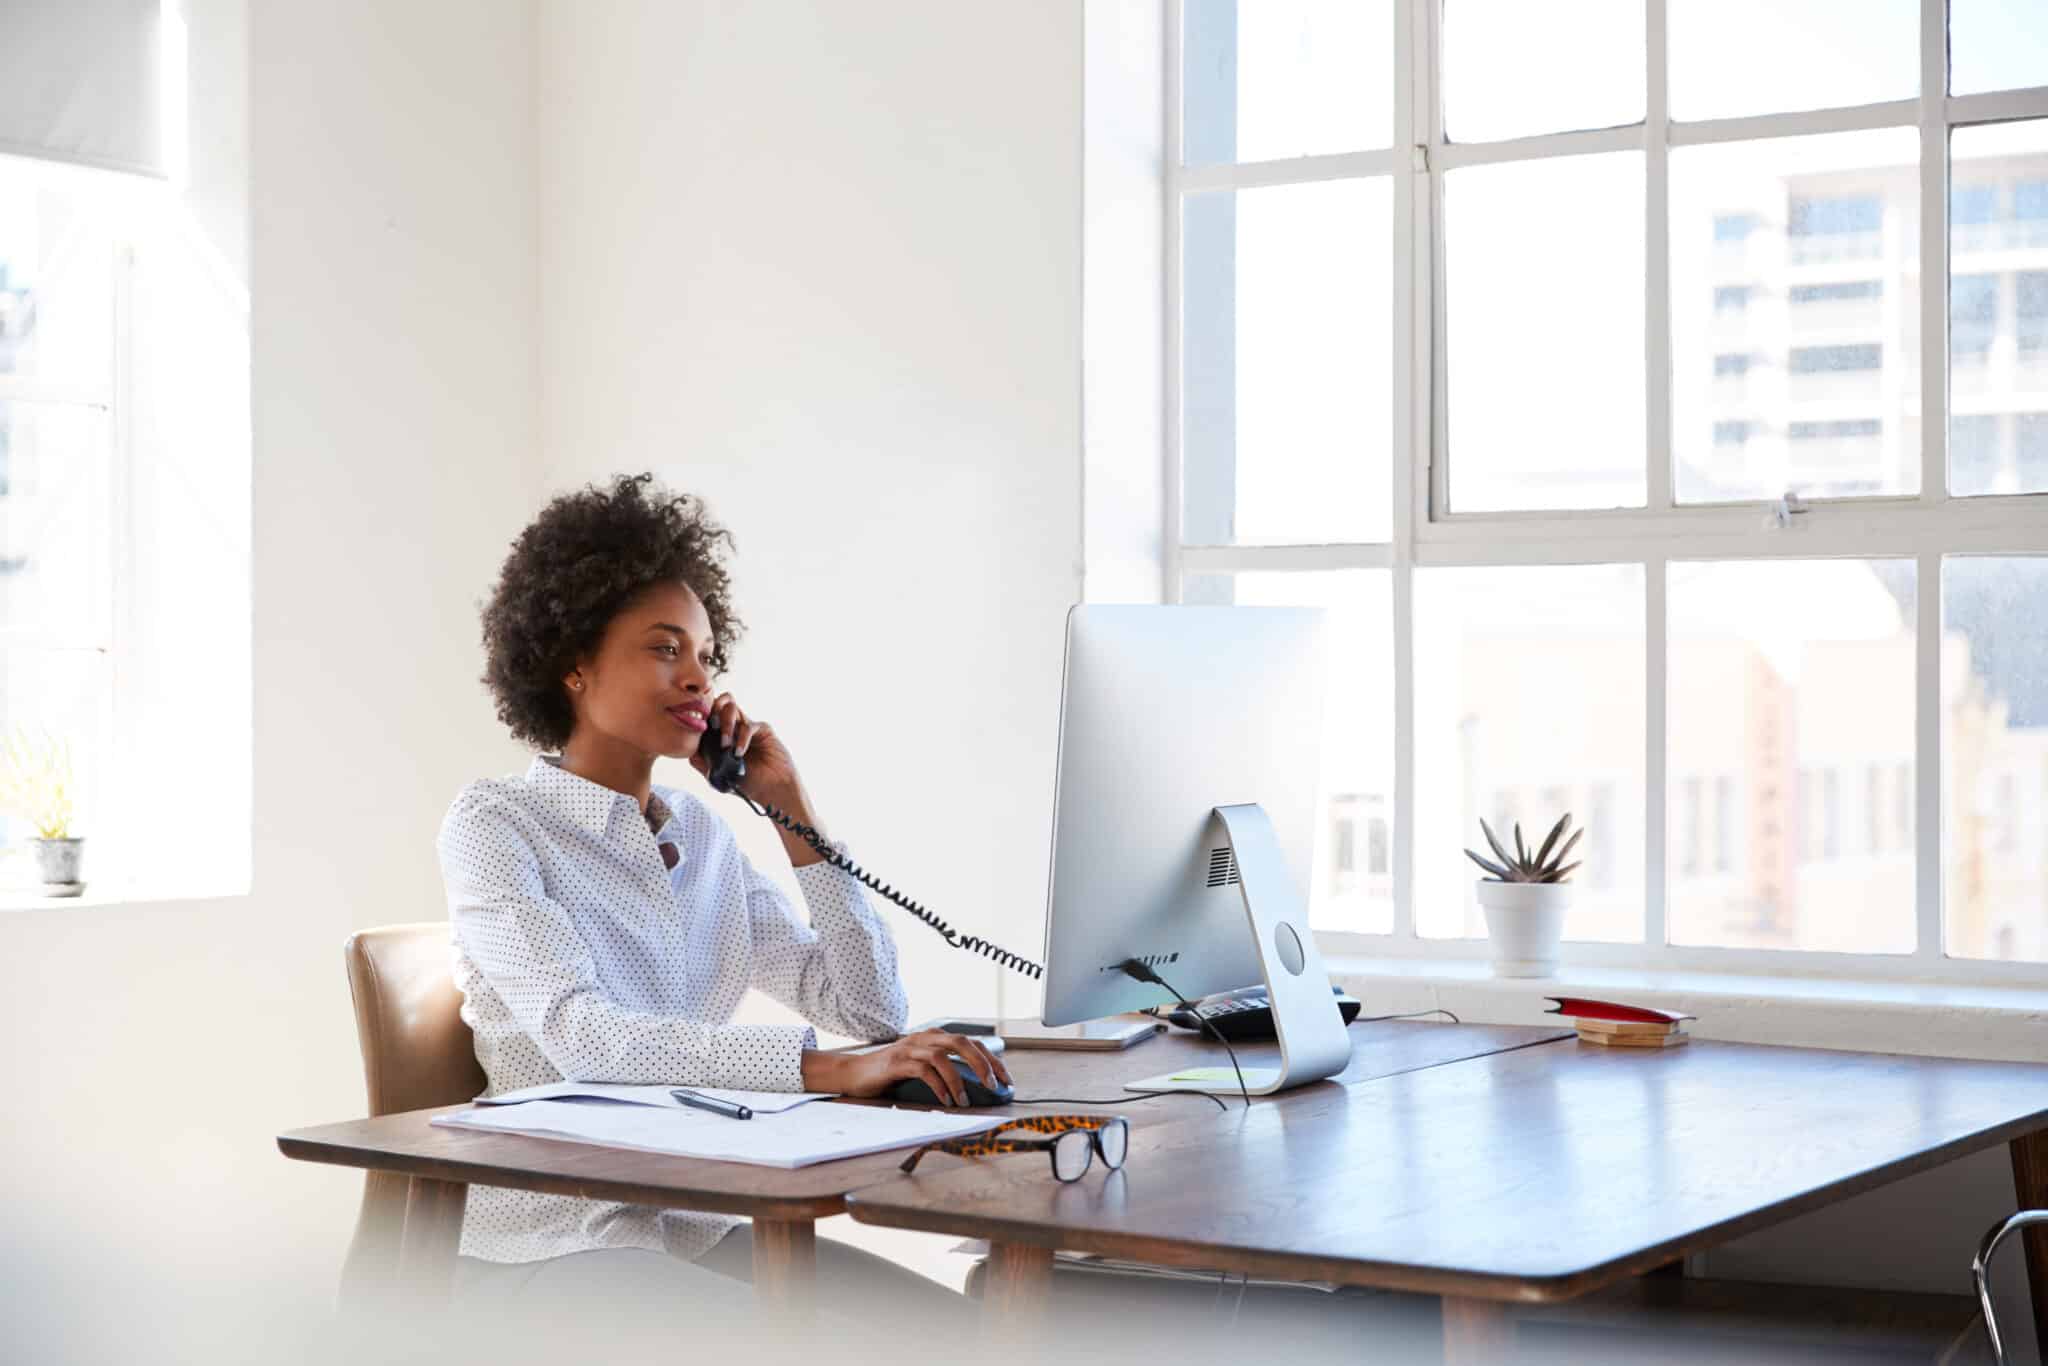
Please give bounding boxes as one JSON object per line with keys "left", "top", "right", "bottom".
{"left": 888, "top": 1055, "right": 1015, "bottom": 1108}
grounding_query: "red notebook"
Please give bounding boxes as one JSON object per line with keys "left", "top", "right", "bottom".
{"left": 1544, "top": 996, "right": 1696, "bottom": 1025}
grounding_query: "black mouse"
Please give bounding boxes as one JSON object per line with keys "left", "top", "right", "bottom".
{"left": 888, "top": 1055, "right": 1014, "bottom": 1108}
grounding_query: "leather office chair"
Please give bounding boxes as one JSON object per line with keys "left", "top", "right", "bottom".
{"left": 338, "top": 923, "right": 487, "bottom": 1309}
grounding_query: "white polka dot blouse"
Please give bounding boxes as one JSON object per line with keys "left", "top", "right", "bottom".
{"left": 436, "top": 754, "right": 910, "bottom": 1264}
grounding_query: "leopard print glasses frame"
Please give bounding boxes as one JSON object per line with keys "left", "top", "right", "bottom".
{"left": 899, "top": 1114, "right": 1130, "bottom": 1183}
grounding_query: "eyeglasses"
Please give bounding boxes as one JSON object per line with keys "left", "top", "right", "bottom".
{"left": 899, "top": 1114, "right": 1129, "bottom": 1183}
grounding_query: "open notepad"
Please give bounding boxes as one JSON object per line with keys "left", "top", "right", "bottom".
{"left": 473, "top": 1080, "right": 831, "bottom": 1114}
{"left": 433, "top": 1094, "right": 1010, "bottom": 1169}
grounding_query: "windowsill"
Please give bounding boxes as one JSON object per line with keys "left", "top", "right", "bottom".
{"left": 1324, "top": 955, "right": 2048, "bottom": 1062}
{"left": 0, "top": 878, "right": 246, "bottom": 913}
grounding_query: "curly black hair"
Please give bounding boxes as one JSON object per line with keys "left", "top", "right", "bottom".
{"left": 479, "top": 472, "right": 744, "bottom": 751}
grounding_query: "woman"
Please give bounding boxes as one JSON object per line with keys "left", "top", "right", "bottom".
{"left": 437, "top": 472, "right": 1008, "bottom": 1323}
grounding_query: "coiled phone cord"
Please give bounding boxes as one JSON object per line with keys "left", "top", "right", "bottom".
{"left": 737, "top": 791, "right": 1046, "bottom": 980}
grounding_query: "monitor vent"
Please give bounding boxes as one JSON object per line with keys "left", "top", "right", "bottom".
{"left": 1206, "top": 846, "right": 1240, "bottom": 888}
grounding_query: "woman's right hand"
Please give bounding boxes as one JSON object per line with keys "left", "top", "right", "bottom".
{"left": 800, "top": 1029, "right": 1012, "bottom": 1107}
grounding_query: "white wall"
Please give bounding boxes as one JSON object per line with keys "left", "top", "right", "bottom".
{"left": 534, "top": 0, "right": 1084, "bottom": 1025}
{"left": 0, "top": 2, "right": 541, "bottom": 1358}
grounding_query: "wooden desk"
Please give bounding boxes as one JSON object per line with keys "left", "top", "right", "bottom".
{"left": 844, "top": 1039, "right": 2048, "bottom": 1362}
{"left": 276, "top": 1020, "right": 1565, "bottom": 1309}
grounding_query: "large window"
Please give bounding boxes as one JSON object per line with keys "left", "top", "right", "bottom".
{"left": 1170, "top": 1, "right": 2048, "bottom": 977}
{"left": 0, "top": 167, "right": 119, "bottom": 879}
{"left": 0, "top": 150, "right": 251, "bottom": 902}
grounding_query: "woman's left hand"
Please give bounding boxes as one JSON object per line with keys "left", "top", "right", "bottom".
{"left": 691, "top": 693, "right": 802, "bottom": 808}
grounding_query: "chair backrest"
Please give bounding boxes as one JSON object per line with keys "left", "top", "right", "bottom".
{"left": 344, "top": 922, "right": 486, "bottom": 1117}
{"left": 337, "top": 922, "right": 487, "bottom": 1312}
{"left": 1974, "top": 1208, "right": 2048, "bottom": 1366}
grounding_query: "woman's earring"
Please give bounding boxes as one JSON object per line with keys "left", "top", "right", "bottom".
{"left": 570, "top": 679, "right": 583, "bottom": 691}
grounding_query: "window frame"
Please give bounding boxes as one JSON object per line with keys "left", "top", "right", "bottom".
{"left": 1163, "top": 0, "right": 2048, "bottom": 985}
{"left": 0, "top": 154, "right": 141, "bottom": 884}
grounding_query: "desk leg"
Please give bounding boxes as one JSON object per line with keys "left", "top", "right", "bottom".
{"left": 2013, "top": 1127, "right": 2048, "bottom": 1357}
{"left": 1440, "top": 1297, "right": 1512, "bottom": 1366}
{"left": 398, "top": 1177, "right": 467, "bottom": 1304}
{"left": 982, "top": 1242, "right": 1053, "bottom": 1330}
{"left": 751, "top": 1217, "right": 817, "bottom": 1318}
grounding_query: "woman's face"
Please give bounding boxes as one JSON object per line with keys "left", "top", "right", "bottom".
{"left": 565, "top": 582, "right": 718, "bottom": 760}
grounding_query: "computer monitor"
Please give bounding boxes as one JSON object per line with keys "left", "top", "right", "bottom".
{"left": 1037, "top": 605, "right": 1353, "bottom": 1095}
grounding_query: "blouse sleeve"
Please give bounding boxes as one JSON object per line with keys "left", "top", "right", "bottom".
{"left": 742, "top": 840, "right": 911, "bottom": 1042}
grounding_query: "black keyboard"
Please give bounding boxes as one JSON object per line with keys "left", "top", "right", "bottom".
{"left": 1162, "top": 986, "right": 1361, "bottom": 1042}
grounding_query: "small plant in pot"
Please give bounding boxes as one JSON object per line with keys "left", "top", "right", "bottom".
{"left": 1464, "top": 813, "right": 1582, "bottom": 978}
{"left": 0, "top": 727, "right": 83, "bottom": 897}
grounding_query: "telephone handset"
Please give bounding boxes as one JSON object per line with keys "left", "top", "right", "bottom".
{"left": 697, "top": 721, "right": 1043, "bottom": 979}
{"left": 698, "top": 715, "right": 749, "bottom": 796}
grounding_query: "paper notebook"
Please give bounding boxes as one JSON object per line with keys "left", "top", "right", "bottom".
{"left": 474, "top": 1080, "right": 830, "bottom": 1115}
{"left": 432, "top": 1097, "right": 1009, "bottom": 1169}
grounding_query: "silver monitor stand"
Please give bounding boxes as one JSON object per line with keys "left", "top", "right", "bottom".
{"left": 1123, "top": 803, "right": 1352, "bottom": 1096}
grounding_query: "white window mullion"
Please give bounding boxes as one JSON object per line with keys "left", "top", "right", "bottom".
{"left": 1911, "top": 0, "right": 1946, "bottom": 962}
{"left": 1919, "top": 0, "right": 1948, "bottom": 512}
{"left": 1417, "top": 495, "right": 2048, "bottom": 554}
{"left": 1647, "top": 555, "right": 1669, "bottom": 947}
{"left": 1946, "top": 84, "right": 2048, "bottom": 124}
{"left": 1420, "top": 0, "right": 1449, "bottom": 531}
{"left": 1646, "top": 0, "right": 1672, "bottom": 514}
{"left": 1916, "top": 548, "right": 1943, "bottom": 961}
{"left": 1391, "top": 558, "right": 1416, "bottom": 939}
{"left": 1433, "top": 124, "right": 1644, "bottom": 169}
{"left": 1391, "top": 0, "right": 1425, "bottom": 943}
{"left": 1179, "top": 148, "right": 1401, "bottom": 194}
{"left": 1162, "top": 0, "right": 1185, "bottom": 604}
{"left": 1667, "top": 100, "right": 1921, "bottom": 148}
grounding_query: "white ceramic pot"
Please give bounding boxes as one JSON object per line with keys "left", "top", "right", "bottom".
{"left": 34, "top": 837, "right": 85, "bottom": 892}
{"left": 1475, "top": 880, "right": 1571, "bottom": 978}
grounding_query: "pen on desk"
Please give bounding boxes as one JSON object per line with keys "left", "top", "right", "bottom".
{"left": 669, "top": 1088, "right": 752, "bottom": 1120}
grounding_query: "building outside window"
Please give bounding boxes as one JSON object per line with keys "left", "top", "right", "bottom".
{"left": 1713, "top": 776, "right": 1734, "bottom": 875}
{"left": 2019, "top": 271, "right": 2048, "bottom": 351}
{"left": 1788, "top": 192, "right": 1883, "bottom": 263}
{"left": 1952, "top": 274, "right": 1999, "bottom": 364}
{"left": 1789, "top": 343, "right": 1883, "bottom": 373}
{"left": 1950, "top": 413, "right": 2004, "bottom": 494}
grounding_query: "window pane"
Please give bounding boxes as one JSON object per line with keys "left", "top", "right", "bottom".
{"left": 1671, "top": 129, "right": 1921, "bottom": 504}
{"left": 1183, "top": 179, "right": 1391, "bottom": 544}
{"left": 1413, "top": 565, "right": 1646, "bottom": 942}
{"left": 1952, "top": 0, "right": 2048, "bottom": 96}
{"left": 1950, "top": 121, "right": 2048, "bottom": 497}
{"left": 0, "top": 400, "right": 112, "bottom": 644}
{"left": 1668, "top": 560, "right": 1915, "bottom": 953}
{"left": 1669, "top": 0, "right": 1917, "bottom": 122}
{"left": 1183, "top": 0, "right": 1391, "bottom": 166}
{"left": 1441, "top": 0, "right": 1643, "bottom": 143}
{"left": 1446, "top": 153, "right": 1645, "bottom": 512}
{"left": 0, "top": 172, "right": 113, "bottom": 387}
{"left": 1184, "top": 569, "right": 1393, "bottom": 934}
{"left": 1943, "top": 558, "right": 2048, "bottom": 961}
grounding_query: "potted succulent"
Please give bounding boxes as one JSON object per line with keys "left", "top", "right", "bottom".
{"left": 0, "top": 727, "right": 83, "bottom": 896}
{"left": 1464, "top": 813, "right": 1582, "bottom": 978}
